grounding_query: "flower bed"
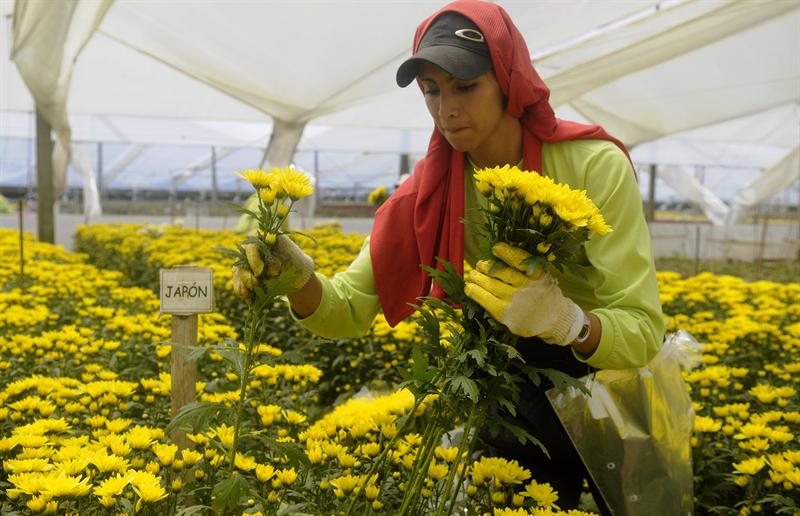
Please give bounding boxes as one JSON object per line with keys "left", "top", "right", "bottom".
{"left": 76, "top": 223, "right": 800, "bottom": 515}
{"left": 2, "top": 228, "right": 595, "bottom": 515}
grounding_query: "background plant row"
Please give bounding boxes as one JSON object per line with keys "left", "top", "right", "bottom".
{"left": 2, "top": 228, "right": 597, "bottom": 516}
{"left": 3, "top": 224, "right": 797, "bottom": 515}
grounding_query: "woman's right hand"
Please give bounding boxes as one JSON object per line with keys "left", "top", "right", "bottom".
{"left": 231, "top": 235, "right": 315, "bottom": 303}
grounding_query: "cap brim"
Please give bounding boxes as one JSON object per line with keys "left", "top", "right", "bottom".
{"left": 396, "top": 45, "right": 492, "bottom": 87}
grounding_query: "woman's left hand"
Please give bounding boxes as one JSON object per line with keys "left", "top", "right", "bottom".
{"left": 464, "top": 243, "right": 584, "bottom": 345}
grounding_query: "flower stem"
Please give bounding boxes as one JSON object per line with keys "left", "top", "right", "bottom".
{"left": 228, "top": 306, "right": 258, "bottom": 474}
{"left": 446, "top": 404, "right": 485, "bottom": 516}
{"left": 399, "top": 421, "right": 442, "bottom": 516}
{"left": 343, "top": 395, "right": 426, "bottom": 516}
{"left": 435, "top": 403, "right": 482, "bottom": 516}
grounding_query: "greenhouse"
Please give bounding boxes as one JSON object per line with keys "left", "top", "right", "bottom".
{"left": 0, "top": 0, "right": 799, "bottom": 515}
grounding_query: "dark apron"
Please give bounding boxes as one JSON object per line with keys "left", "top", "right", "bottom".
{"left": 480, "top": 337, "right": 611, "bottom": 513}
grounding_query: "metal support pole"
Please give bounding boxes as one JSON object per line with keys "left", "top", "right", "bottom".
{"left": 400, "top": 153, "right": 410, "bottom": 178}
{"left": 693, "top": 225, "right": 701, "bottom": 277}
{"left": 26, "top": 115, "right": 34, "bottom": 198}
{"left": 35, "top": 108, "right": 55, "bottom": 243}
{"left": 796, "top": 176, "right": 800, "bottom": 261}
{"left": 97, "top": 142, "right": 104, "bottom": 197}
{"left": 757, "top": 206, "right": 769, "bottom": 266}
{"left": 210, "top": 147, "right": 218, "bottom": 203}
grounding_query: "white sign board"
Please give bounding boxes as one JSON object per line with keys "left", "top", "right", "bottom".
{"left": 160, "top": 266, "right": 214, "bottom": 314}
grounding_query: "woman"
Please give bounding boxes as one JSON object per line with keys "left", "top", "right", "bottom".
{"left": 235, "top": 1, "right": 664, "bottom": 511}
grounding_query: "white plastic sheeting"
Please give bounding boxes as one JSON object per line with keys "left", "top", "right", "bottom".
{"left": 656, "top": 166, "right": 731, "bottom": 225}
{"left": 70, "top": 142, "right": 101, "bottom": 217}
{"left": 727, "top": 147, "right": 800, "bottom": 223}
{"left": 2, "top": 0, "right": 799, "bottom": 224}
{"left": 9, "top": 0, "right": 110, "bottom": 214}
{"left": 631, "top": 102, "right": 800, "bottom": 223}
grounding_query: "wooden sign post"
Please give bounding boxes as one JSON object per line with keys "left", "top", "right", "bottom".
{"left": 160, "top": 265, "right": 214, "bottom": 449}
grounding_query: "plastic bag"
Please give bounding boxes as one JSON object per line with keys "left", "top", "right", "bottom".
{"left": 546, "top": 331, "right": 702, "bottom": 515}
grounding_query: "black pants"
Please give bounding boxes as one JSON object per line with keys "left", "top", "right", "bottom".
{"left": 480, "top": 339, "right": 612, "bottom": 515}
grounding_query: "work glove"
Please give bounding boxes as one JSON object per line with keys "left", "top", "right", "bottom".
{"left": 231, "top": 235, "right": 314, "bottom": 303}
{"left": 463, "top": 243, "right": 584, "bottom": 345}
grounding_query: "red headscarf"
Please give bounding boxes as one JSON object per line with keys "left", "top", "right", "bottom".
{"left": 371, "top": 0, "right": 632, "bottom": 326}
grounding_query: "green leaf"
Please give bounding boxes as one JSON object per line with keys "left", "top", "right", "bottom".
{"left": 166, "top": 402, "right": 232, "bottom": 434}
{"left": 261, "top": 267, "right": 298, "bottom": 300}
{"left": 250, "top": 433, "right": 310, "bottom": 469}
{"left": 497, "top": 419, "right": 547, "bottom": 455}
{"left": 410, "top": 345, "right": 436, "bottom": 384}
{"left": 282, "top": 230, "right": 318, "bottom": 246}
{"left": 211, "top": 474, "right": 250, "bottom": 513}
{"left": 514, "top": 227, "right": 546, "bottom": 239}
{"left": 175, "top": 505, "right": 213, "bottom": 516}
{"left": 464, "top": 348, "right": 486, "bottom": 368}
{"left": 277, "top": 503, "right": 317, "bottom": 516}
{"left": 494, "top": 342, "right": 522, "bottom": 362}
{"left": 235, "top": 206, "right": 261, "bottom": 220}
{"left": 214, "top": 245, "right": 244, "bottom": 260}
{"left": 221, "top": 200, "right": 243, "bottom": 209}
{"left": 539, "top": 367, "right": 589, "bottom": 394}
{"left": 414, "top": 307, "right": 440, "bottom": 344}
{"left": 242, "top": 235, "right": 272, "bottom": 256}
{"left": 521, "top": 255, "right": 547, "bottom": 276}
{"left": 495, "top": 396, "right": 518, "bottom": 417}
{"left": 421, "top": 258, "right": 465, "bottom": 301}
{"left": 217, "top": 345, "right": 246, "bottom": 380}
{"left": 116, "top": 497, "right": 134, "bottom": 514}
{"left": 183, "top": 344, "right": 208, "bottom": 364}
{"left": 449, "top": 375, "right": 480, "bottom": 403}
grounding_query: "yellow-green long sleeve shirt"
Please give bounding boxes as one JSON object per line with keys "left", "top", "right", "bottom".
{"left": 293, "top": 139, "right": 665, "bottom": 370}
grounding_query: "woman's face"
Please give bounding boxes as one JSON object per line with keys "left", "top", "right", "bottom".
{"left": 419, "top": 62, "right": 506, "bottom": 155}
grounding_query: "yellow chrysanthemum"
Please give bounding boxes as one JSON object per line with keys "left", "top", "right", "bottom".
{"left": 694, "top": 415, "right": 722, "bottom": 433}
{"left": 259, "top": 187, "right": 278, "bottom": 204}
{"left": 330, "top": 474, "right": 362, "bottom": 494}
{"left": 211, "top": 424, "right": 235, "bottom": 447}
{"left": 40, "top": 472, "right": 91, "bottom": 498}
{"left": 732, "top": 456, "right": 766, "bottom": 475}
{"left": 128, "top": 470, "right": 167, "bottom": 503}
{"left": 255, "top": 463, "right": 276, "bottom": 483}
{"left": 277, "top": 467, "right": 298, "bottom": 486}
{"left": 237, "top": 169, "right": 272, "bottom": 189}
{"left": 427, "top": 461, "right": 449, "bottom": 481}
{"left": 93, "top": 473, "right": 129, "bottom": 498}
{"left": 474, "top": 164, "right": 612, "bottom": 255}
{"left": 234, "top": 453, "right": 256, "bottom": 472}
{"left": 521, "top": 479, "right": 559, "bottom": 507}
{"left": 470, "top": 457, "right": 531, "bottom": 486}
{"left": 270, "top": 166, "right": 314, "bottom": 200}
{"left": 494, "top": 508, "right": 530, "bottom": 516}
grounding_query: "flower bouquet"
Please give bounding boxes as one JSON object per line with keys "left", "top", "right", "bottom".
{"left": 375, "top": 165, "right": 612, "bottom": 515}
{"left": 472, "top": 164, "right": 610, "bottom": 273}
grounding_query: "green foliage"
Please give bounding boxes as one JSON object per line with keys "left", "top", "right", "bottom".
{"left": 656, "top": 257, "right": 800, "bottom": 284}
{"left": 0, "top": 194, "right": 12, "bottom": 215}
{"left": 211, "top": 473, "right": 249, "bottom": 513}
{"left": 167, "top": 402, "right": 232, "bottom": 435}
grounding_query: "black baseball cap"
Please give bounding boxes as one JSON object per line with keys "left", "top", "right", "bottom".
{"left": 396, "top": 12, "right": 492, "bottom": 88}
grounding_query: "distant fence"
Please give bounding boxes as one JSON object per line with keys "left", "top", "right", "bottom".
{"left": 650, "top": 222, "right": 799, "bottom": 261}
{"left": 1, "top": 206, "right": 798, "bottom": 261}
